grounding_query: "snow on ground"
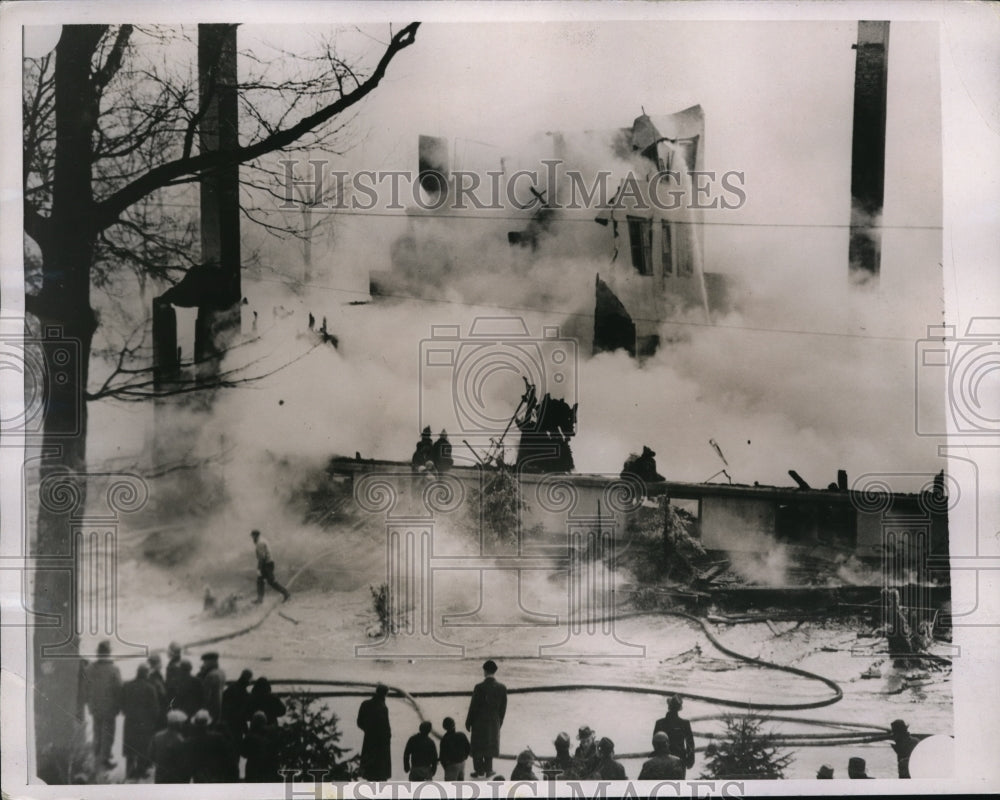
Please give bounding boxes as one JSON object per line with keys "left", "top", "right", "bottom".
{"left": 85, "top": 521, "right": 953, "bottom": 784}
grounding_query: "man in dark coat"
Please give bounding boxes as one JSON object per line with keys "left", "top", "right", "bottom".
{"left": 121, "top": 663, "right": 160, "bottom": 778}
{"left": 465, "top": 659, "right": 507, "bottom": 778}
{"left": 185, "top": 709, "right": 239, "bottom": 782}
{"left": 147, "top": 652, "right": 168, "bottom": 728}
{"left": 848, "top": 756, "right": 873, "bottom": 778}
{"left": 356, "top": 683, "right": 392, "bottom": 780}
{"left": 542, "top": 731, "right": 575, "bottom": 779}
{"left": 197, "top": 652, "right": 226, "bottom": 726}
{"left": 248, "top": 676, "right": 286, "bottom": 725}
{"left": 439, "top": 716, "right": 471, "bottom": 781}
{"left": 653, "top": 695, "right": 695, "bottom": 776}
{"left": 83, "top": 639, "right": 122, "bottom": 769}
{"left": 403, "top": 720, "right": 438, "bottom": 781}
{"left": 573, "top": 726, "right": 599, "bottom": 777}
{"left": 411, "top": 427, "right": 434, "bottom": 470}
{"left": 432, "top": 430, "right": 454, "bottom": 472}
{"left": 511, "top": 750, "right": 539, "bottom": 781}
{"left": 241, "top": 711, "right": 281, "bottom": 782}
{"left": 889, "top": 719, "right": 917, "bottom": 779}
{"left": 172, "top": 660, "right": 204, "bottom": 719}
{"left": 149, "top": 710, "right": 190, "bottom": 783}
{"left": 638, "top": 731, "right": 685, "bottom": 780}
{"left": 221, "top": 669, "right": 254, "bottom": 744}
{"left": 164, "top": 641, "right": 183, "bottom": 708}
{"left": 587, "top": 736, "right": 626, "bottom": 780}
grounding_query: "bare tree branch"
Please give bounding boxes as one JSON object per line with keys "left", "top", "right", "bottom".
{"left": 93, "top": 22, "right": 419, "bottom": 232}
{"left": 92, "top": 25, "right": 133, "bottom": 95}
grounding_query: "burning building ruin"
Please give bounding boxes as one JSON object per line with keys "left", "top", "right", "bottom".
{"left": 371, "top": 105, "right": 738, "bottom": 360}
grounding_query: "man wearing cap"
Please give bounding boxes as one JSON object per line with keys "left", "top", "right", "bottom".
{"left": 511, "top": 750, "right": 539, "bottom": 781}
{"left": 83, "top": 639, "right": 122, "bottom": 770}
{"left": 587, "top": 737, "right": 627, "bottom": 780}
{"left": 149, "top": 710, "right": 190, "bottom": 783}
{"left": 357, "top": 684, "right": 392, "bottom": 780}
{"left": 653, "top": 694, "right": 696, "bottom": 776}
{"left": 439, "top": 716, "right": 471, "bottom": 781}
{"left": 816, "top": 764, "right": 835, "bottom": 779}
{"left": 465, "top": 659, "right": 507, "bottom": 778}
{"left": 545, "top": 732, "right": 575, "bottom": 778}
{"left": 251, "top": 529, "right": 291, "bottom": 603}
{"left": 403, "top": 720, "right": 438, "bottom": 781}
{"left": 197, "top": 652, "right": 226, "bottom": 722}
{"left": 574, "top": 726, "right": 598, "bottom": 776}
{"left": 847, "top": 756, "right": 873, "bottom": 778}
{"left": 639, "top": 731, "right": 685, "bottom": 779}
{"left": 889, "top": 719, "right": 917, "bottom": 778}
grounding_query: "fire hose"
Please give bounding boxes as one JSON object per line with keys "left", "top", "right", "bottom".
{"left": 180, "top": 552, "right": 927, "bottom": 761}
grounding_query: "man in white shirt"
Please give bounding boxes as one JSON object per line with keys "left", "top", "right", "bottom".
{"left": 250, "top": 529, "right": 291, "bottom": 603}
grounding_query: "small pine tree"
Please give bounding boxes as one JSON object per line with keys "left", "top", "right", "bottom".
{"left": 277, "top": 693, "right": 358, "bottom": 781}
{"left": 472, "top": 466, "right": 524, "bottom": 547}
{"left": 700, "top": 713, "right": 793, "bottom": 780}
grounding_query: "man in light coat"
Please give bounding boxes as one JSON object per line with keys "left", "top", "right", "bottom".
{"left": 251, "top": 529, "right": 291, "bottom": 603}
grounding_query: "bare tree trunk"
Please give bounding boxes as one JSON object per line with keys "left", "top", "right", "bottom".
{"left": 32, "top": 25, "right": 102, "bottom": 783}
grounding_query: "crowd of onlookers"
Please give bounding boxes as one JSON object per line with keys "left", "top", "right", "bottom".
{"left": 79, "top": 640, "right": 287, "bottom": 782}
{"left": 80, "top": 643, "right": 920, "bottom": 783}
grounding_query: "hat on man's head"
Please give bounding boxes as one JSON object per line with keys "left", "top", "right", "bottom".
{"left": 482, "top": 659, "right": 498, "bottom": 674}
{"left": 166, "top": 710, "right": 187, "bottom": 727}
{"left": 816, "top": 764, "right": 834, "bottom": 779}
{"left": 577, "top": 725, "right": 594, "bottom": 739}
{"left": 192, "top": 709, "right": 212, "bottom": 727}
{"left": 422, "top": 426, "right": 431, "bottom": 436}
{"left": 890, "top": 719, "right": 909, "bottom": 733}
{"left": 201, "top": 651, "right": 219, "bottom": 661}
{"left": 97, "top": 640, "right": 111, "bottom": 656}
{"left": 555, "top": 732, "right": 571, "bottom": 747}
{"left": 598, "top": 737, "right": 615, "bottom": 754}
{"left": 848, "top": 756, "right": 868, "bottom": 777}
{"left": 375, "top": 683, "right": 389, "bottom": 696}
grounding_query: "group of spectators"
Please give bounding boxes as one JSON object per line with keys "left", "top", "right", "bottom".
{"left": 79, "top": 639, "right": 287, "bottom": 783}
{"left": 356, "top": 662, "right": 698, "bottom": 783}
{"left": 82, "top": 643, "right": 920, "bottom": 784}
